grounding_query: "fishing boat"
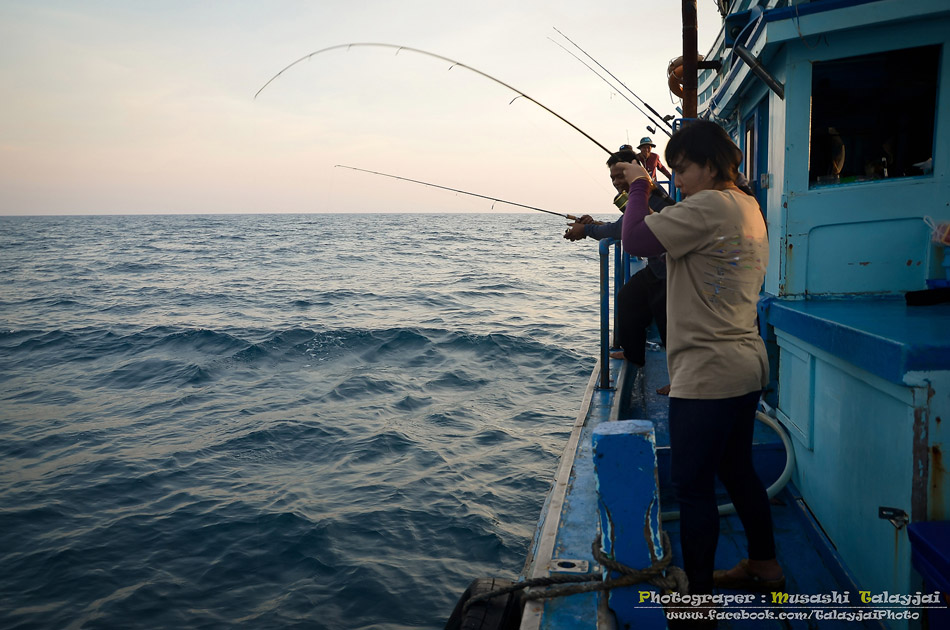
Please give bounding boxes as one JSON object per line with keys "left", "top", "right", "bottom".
{"left": 446, "top": 1, "right": 950, "bottom": 628}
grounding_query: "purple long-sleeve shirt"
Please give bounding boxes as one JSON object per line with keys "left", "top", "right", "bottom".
{"left": 621, "top": 179, "right": 667, "bottom": 257}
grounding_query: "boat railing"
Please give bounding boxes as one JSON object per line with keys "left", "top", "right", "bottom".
{"left": 597, "top": 238, "right": 637, "bottom": 390}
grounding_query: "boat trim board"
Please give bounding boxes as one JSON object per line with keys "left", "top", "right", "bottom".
{"left": 520, "top": 358, "right": 634, "bottom": 630}
{"left": 520, "top": 360, "right": 600, "bottom": 630}
{"left": 524, "top": 361, "right": 600, "bottom": 574}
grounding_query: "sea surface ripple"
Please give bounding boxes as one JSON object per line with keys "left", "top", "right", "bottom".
{"left": 0, "top": 213, "right": 607, "bottom": 629}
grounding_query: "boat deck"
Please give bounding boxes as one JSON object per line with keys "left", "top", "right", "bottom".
{"left": 661, "top": 492, "right": 885, "bottom": 629}
{"left": 524, "top": 346, "right": 885, "bottom": 629}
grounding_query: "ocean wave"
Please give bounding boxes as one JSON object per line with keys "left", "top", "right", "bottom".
{"left": 3, "top": 324, "right": 584, "bottom": 401}
{"left": 1, "top": 329, "right": 91, "bottom": 365}
{"left": 105, "top": 261, "right": 170, "bottom": 273}
{"left": 204, "top": 421, "right": 347, "bottom": 463}
{"left": 147, "top": 328, "right": 247, "bottom": 354}
{"left": 102, "top": 358, "right": 204, "bottom": 389}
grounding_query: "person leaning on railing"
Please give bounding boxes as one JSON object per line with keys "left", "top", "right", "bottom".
{"left": 618, "top": 120, "right": 784, "bottom": 608}
{"left": 563, "top": 149, "right": 669, "bottom": 385}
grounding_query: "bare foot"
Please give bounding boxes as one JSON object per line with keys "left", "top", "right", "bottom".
{"left": 656, "top": 384, "right": 671, "bottom": 395}
{"left": 720, "top": 559, "right": 783, "bottom": 581}
{"left": 714, "top": 558, "right": 785, "bottom": 592}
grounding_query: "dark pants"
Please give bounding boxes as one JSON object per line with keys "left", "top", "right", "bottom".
{"left": 616, "top": 265, "right": 667, "bottom": 366}
{"left": 669, "top": 391, "right": 776, "bottom": 595}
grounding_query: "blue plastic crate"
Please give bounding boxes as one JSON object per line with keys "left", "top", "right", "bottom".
{"left": 907, "top": 521, "right": 950, "bottom": 626}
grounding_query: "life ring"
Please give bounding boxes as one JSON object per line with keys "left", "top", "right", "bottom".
{"left": 667, "top": 54, "right": 704, "bottom": 98}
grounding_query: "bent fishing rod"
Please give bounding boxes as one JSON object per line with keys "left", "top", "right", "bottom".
{"left": 256, "top": 42, "right": 612, "bottom": 155}
{"left": 547, "top": 37, "right": 672, "bottom": 138}
{"left": 335, "top": 165, "right": 601, "bottom": 223}
{"left": 553, "top": 27, "right": 674, "bottom": 131}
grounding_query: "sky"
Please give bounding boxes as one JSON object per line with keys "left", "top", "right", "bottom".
{"left": 0, "top": 1, "right": 724, "bottom": 215}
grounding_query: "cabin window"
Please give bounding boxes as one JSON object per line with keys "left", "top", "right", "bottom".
{"left": 808, "top": 45, "right": 939, "bottom": 187}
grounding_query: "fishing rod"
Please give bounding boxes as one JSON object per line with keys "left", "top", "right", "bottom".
{"left": 256, "top": 42, "right": 612, "bottom": 155}
{"left": 553, "top": 27, "right": 674, "bottom": 131}
{"left": 547, "top": 37, "right": 672, "bottom": 138}
{"left": 335, "top": 165, "right": 600, "bottom": 222}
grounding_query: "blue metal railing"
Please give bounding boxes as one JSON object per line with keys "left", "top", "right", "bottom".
{"left": 598, "top": 239, "right": 640, "bottom": 389}
{"left": 598, "top": 239, "right": 613, "bottom": 389}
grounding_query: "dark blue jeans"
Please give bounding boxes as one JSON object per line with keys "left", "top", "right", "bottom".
{"left": 669, "top": 390, "right": 776, "bottom": 595}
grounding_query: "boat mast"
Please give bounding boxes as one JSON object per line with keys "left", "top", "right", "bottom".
{"left": 682, "top": 0, "right": 698, "bottom": 118}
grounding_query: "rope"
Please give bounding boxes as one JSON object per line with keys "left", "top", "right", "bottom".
{"left": 591, "top": 532, "right": 689, "bottom": 595}
{"left": 461, "top": 532, "right": 688, "bottom": 613}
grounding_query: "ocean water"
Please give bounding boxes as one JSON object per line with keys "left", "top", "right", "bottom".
{"left": 0, "top": 213, "right": 607, "bottom": 630}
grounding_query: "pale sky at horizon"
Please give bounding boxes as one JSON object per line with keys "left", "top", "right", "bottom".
{"left": 0, "top": 1, "right": 723, "bottom": 216}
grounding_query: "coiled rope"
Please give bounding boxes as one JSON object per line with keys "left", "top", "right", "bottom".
{"left": 461, "top": 532, "right": 688, "bottom": 613}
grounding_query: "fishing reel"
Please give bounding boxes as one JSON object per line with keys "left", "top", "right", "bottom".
{"left": 613, "top": 191, "right": 629, "bottom": 210}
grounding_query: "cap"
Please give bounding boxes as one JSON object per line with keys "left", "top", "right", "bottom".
{"left": 638, "top": 137, "right": 656, "bottom": 148}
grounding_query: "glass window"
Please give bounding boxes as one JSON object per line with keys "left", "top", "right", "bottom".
{"left": 744, "top": 117, "right": 756, "bottom": 185}
{"left": 808, "top": 45, "right": 939, "bottom": 187}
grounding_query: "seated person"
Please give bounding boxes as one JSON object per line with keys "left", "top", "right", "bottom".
{"left": 564, "top": 149, "right": 671, "bottom": 393}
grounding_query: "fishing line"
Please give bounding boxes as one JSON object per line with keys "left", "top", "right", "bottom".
{"left": 547, "top": 37, "right": 671, "bottom": 138}
{"left": 552, "top": 27, "right": 674, "bottom": 131}
{"left": 335, "top": 165, "right": 595, "bottom": 222}
{"left": 256, "top": 42, "right": 612, "bottom": 155}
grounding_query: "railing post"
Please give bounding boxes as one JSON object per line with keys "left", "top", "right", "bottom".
{"left": 598, "top": 239, "right": 612, "bottom": 389}
{"left": 613, "top": 242, "right": 623, "bottom": 349}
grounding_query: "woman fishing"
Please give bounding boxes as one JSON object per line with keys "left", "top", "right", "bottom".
{"left": 617, "top": 120, "right": 783, "bottom": 604}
